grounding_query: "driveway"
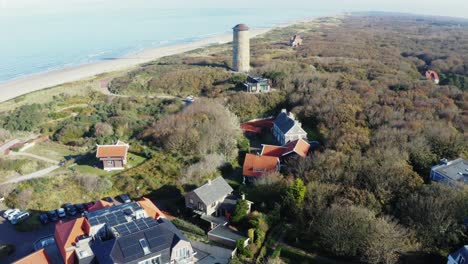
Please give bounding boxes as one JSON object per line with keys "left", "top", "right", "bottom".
{"left": 0, "top": 211, "right": 55, "bottom": 263}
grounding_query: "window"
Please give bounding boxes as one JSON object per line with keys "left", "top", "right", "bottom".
{"left": 138, "top": 255, "right": 161, "bottom": 264}
{"left": 107, "top": 160, "right": 113, "bottom": 165}
{"left": 139, "top": 239, "right": 151, "bottom": 255}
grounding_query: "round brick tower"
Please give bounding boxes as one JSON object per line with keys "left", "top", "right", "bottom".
{"left": 232, "top": 24, "right": 250, "bottom": 72}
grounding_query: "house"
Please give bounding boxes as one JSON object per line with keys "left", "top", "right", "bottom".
{"left": 272, "top": 109, "right": 308, "bottom": 145}
{"left": 96, "top": 140, "right": 129, "bottom": 171}
{"left": 448, "top": 245, "right": 468, "bottom": 264}
{"left": 244, "top": 76, "right": 271, "bottom": 93}
{"left": 243, "top": 153, "right": 280, "bottom": 182}
{"left": 87, "top": 199, "right": 113, "bottom": 212}
{"left": 426, "top": 70, "right": 440, "bottom": 84}
{"left": 20, "top": 198, "right": 194, "bottom": 264}
{"left": 185, "top": 176, "right": 234, "bottom": 216}
{"left": 430, "top": 158, "right": 468, "bottom": 186}
{"left": 261, "top": 138, "right": 310, "bottom": 159}
{"left": 290, "top": 35, "right": 303, "bottom": 47}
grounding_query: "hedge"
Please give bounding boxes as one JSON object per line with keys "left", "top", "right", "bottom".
{"left": 171, "top": 218, "right": 205, "bottom": 236}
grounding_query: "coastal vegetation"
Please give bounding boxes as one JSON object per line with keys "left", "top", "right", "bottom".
{"left": 0, "top": 14, "right": 467, "bottom": 264}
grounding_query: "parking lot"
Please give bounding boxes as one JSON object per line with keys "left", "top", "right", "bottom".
{"left": 0, "top": 209, "right": 55, "bottom": 263}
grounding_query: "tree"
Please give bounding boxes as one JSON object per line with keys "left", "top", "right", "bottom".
{"left": 231, "top": 200, "right": 250, "bottom": 223}
{"left": 287, "top": 178, "right": 306, "bottom": 205}
{"left": 396, "top": 184, "right": 468, "bottom": 252}
{"left": 93, "top": 122, "right": 114, "bottom": 137}
{"left": 3, "top": 104, "right": 44, "bottom": 131}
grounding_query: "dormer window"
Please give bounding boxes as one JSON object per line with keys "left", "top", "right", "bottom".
{"left": 139, "top": 239, "right": 151, "bottom": 255}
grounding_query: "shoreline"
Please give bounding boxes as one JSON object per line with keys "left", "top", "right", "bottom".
{"left": 0, "top": 17, "right": 318, "bottom": 103}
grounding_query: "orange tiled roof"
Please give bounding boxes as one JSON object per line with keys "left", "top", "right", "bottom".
{"left": 96, "top": 144, "right": 128, "bottom": 158}
{"left": 55, "top": 218, "right": 91, "bottom": 264}
{"left": 243, "top": 153, "right": 279, "bottom": 177}
{"left": 138, "top": 197, "right": 165, "bottom": 219}
{"left": 261, "top": 139, "right": 310, "bottom": 158}
{"left": 14, "top": 249, "right": 52, "bottom": 264}
{"left": 260, "top": 145, "right": 288, "bottom": 158}
{"left": 283, "top": 138, "right": 310, "bottom": 158}
{"left": 87, "top": 200, "right": 113, "bottom": 212}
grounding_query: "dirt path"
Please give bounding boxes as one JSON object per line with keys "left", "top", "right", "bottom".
{"left": 0, "top": 139, "right": 20, "bottom": 155}
{"left": 10, "top": 152, "right": 59, "bottom": 164}
{"left": 2, "top": 165, "right": 60, "bottom": 185}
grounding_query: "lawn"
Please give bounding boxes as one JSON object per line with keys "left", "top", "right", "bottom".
{"left": 127, "top": 153, "right": 147, "bottom": 168}
{"left": 25, "top": 141, "right": 83, "bottom": 162}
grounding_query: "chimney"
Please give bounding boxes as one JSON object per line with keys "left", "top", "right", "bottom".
{"left": 241, "top": 194, "right": 245, "bottom": 200}
{"left": 289, "top": 112, "right": 295, "bottom": 119}
{"left": 281, "top": 109, "right": 287, "bottom": 114}
{"left": 207, "top": 179, "right": 211, "bottom": 185}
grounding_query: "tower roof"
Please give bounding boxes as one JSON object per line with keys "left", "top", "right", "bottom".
{"left": 233, "top": 24, "right": 249, "bottom": 31}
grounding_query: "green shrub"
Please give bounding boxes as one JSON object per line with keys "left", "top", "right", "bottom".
{"left": 0, "top": 244, "right": 15, "bottom": 258}
{"left": 171, "top": 218, "right": 205, "bottom": 236}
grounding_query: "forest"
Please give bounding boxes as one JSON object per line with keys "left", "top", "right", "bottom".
{"left": 0, "top": 13, "right": 467, "bottom": 264}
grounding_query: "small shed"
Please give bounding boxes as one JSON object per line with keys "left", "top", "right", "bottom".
{"left": 244, "top": 76, "right": 271, "bottom": 93}
{"left": 96, "top": 140, "right": 129, "bottom": 171}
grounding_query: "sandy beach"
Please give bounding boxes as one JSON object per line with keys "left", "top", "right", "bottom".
{"left": 0, "top": 29, "right": 274, "bottom": 103}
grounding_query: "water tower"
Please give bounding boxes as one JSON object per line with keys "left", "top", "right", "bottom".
{"left": 232, "top": 24, "right": 250, "bottom": 72}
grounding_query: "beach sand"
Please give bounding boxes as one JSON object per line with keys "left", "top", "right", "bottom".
{"left": 0, "top": 17, "right": 319, "bottom": 103}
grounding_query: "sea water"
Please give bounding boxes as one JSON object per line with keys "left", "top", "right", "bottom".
{"left": 0, "top": 4, "right": 332, "bottom": 82}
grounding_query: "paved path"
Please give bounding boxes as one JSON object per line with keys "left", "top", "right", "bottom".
{"left": 10, "top": 152, "right": 59, "bottom": 164}
{"left": 2, "top": 165, "right": 60, "bottom": 185}
{"left": 0, "top": 139, "right": 20, "bottom": 155}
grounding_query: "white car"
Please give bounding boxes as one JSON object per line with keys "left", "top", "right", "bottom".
{"left": 56, "top": 208, "right": 66, "bottom": 218}
{"left": 7, "top": 209, "right": 22, "bottom": 221}
{"left": 3, "top": 208, "right": 19, "bottom": 219}
{"left": 11, "top": 211, "right": 29, "bottom": 225}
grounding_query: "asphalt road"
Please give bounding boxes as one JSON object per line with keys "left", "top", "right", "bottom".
{"left": 0, "top": 211, "right": 55, "bottom": 263}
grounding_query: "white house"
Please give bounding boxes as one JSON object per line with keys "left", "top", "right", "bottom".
{"left": 272, "top": 109, "right": 308, "bottom": 145}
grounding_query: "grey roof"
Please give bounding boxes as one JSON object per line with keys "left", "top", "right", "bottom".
{"left": 273, "top": 111, "right": 307, "bottom": 135}
{"left": 433, "top": 158, "right": 468, "bottom": 183}
{"left": 449, "top": 245, "right": 468, "bottom": 261}
{"left": 93, "top": 218, "right": 188, "bottom": 264}
{"left": 192, "top": 176, "right": 233, "bottom": 206}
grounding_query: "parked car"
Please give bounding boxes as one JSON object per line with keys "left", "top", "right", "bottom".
{"left": 47, "top": 210, "right": 59, "bottom": 221}
{"left": 33, "top": 235, "right": 56, "bottom": 251}
{"left": 3, "top": 208, "right": 19, "bottom": 219}
{"left": 7, "top": 210, "right": 22, "bottom": 221}
{"left": 11, "top": 211, "right": 29, "bottom": 225}
{"left": 39, "top": 213, "right": 49, "bottom": 224}
{"left": 84, "top": 202, "right": 95, "bottom": 211}
{"left": 103, "top": 197, "right": 113, "bottom": 203}
{"left": 63, "top": 203, "right": 77, "bottom": 216}
{"left": 56, "top": 208, "right": 66, "bottom": 218}
{"left": 118, "top": 194, "right": 131, "bottom": 203}
{"left": 74, "top": 204, "right": 85, "bottom": 214}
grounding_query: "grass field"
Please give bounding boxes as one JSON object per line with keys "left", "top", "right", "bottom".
{"left": 25, "top": 141, "right": 83, "bottom": 162}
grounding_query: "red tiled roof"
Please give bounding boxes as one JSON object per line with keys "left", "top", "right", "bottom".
{"left": 260, "top": 145, "right": 288, "bottom": 158}
{"left": 243, "top": 153, "right": 279, "bottom": 177}
{"left": 283, "top": 138, "right": 310, "bottom": 158}
{"left": 138, "top": 197, "right": 165, "bottom": 219}
{"left": 96, "top": 141, "right": 129, "bottom": 158}
{"left": 55, "top": 218, "right": 91, "bottom": 264}
{"left": 240, "top": 118, "right": 274, "bottom": 134}
{"left": 87, "top": 200, "right": 113, "bottom": 212}
{"left": 261, "top": 139, "right": 310, "bottom": 158}
{"left": 14, "top": 249, "right": 52, "bottom": 264}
